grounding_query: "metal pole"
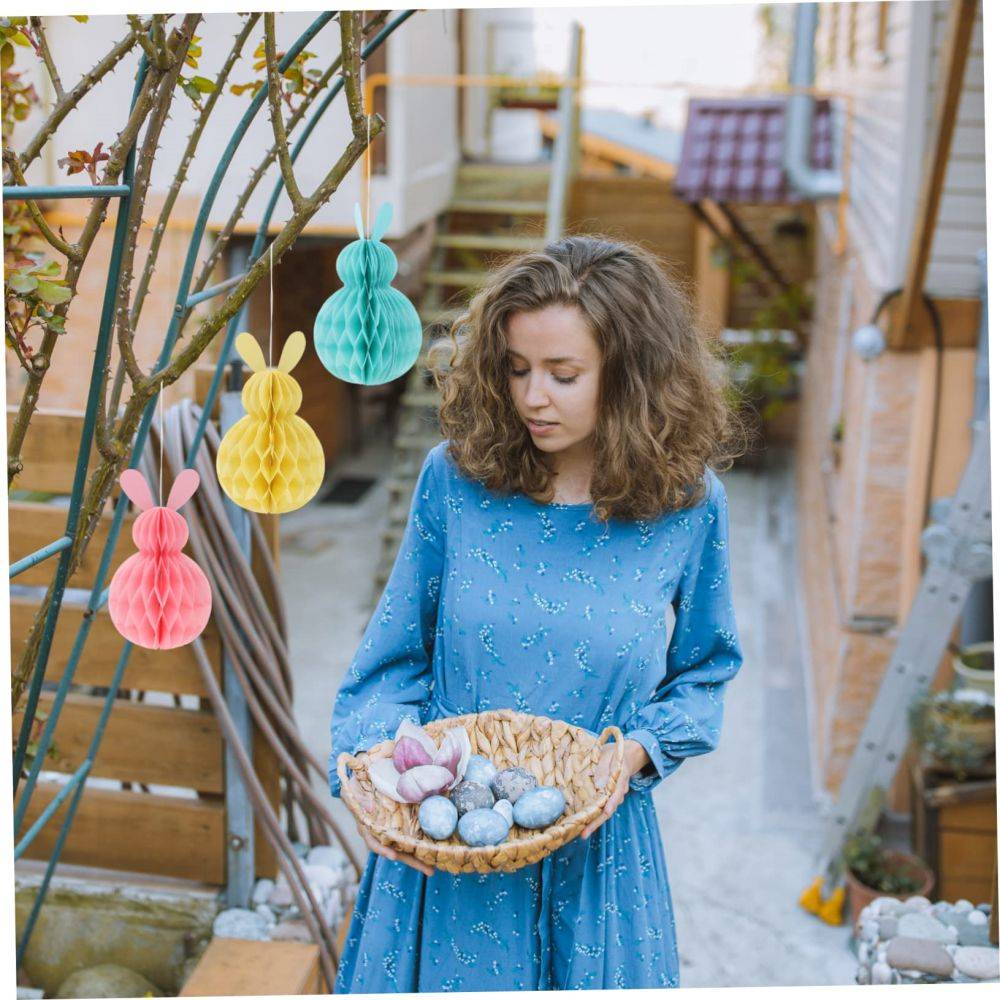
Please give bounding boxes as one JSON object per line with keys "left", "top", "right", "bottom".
{"left": 220, "top": 242, "right": 256, "bottom": 906}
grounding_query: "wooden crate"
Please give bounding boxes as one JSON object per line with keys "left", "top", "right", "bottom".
{"left": 910, "top": 761, "right": 998, "bottom": 904}
{"left": 9, "top": 406, "right": 281, "bottom": 884}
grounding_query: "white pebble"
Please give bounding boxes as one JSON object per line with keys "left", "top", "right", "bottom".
{"left": 871, "top": 961, "right": 892, "bottom": 985}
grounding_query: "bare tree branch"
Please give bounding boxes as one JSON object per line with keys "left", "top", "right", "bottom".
{"left": 1, "top": 149, "right": 78, "bottom": 260}
{"left": 263, "top": 13, "right": 305, "bottom": 211}
{"left": 29, "top": 17, "right": 64, "bottom": 100}
{"left": 15, "top": 20, "right": 148, "bottom": 173}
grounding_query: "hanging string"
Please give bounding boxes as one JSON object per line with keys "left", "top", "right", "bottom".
{"left": 269, "top": 240, "right": 274, "bottom": 367}
{"left": 158, "top": 385, "right": 164, "bottom": 506}
{"left": 362, "top": 54, "right": 371, "bottom": 237}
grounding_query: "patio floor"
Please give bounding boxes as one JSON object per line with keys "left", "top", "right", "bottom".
{"left": 281, "top": 435, "right": 858, "bottom": 988}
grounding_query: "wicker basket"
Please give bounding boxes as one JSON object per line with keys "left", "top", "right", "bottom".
{"left": 337, "top": 709, "right": 625, "bottom": 874}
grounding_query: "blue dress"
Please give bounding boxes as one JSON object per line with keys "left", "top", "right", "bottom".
{"left": 328, "top": 441, "right": 743, "bottom": 992}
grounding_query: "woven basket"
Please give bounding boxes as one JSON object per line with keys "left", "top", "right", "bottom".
{"left": 337, "top": 709, "right": 625, "bottom": 874}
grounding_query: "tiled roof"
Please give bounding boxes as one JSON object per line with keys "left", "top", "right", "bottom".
{"left": 673, "top": 97, "right": 834, "bottom": 204}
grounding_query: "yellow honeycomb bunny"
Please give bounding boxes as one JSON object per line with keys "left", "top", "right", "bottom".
{"left": 215, "top": 330, "right": 325, "bottom": 514}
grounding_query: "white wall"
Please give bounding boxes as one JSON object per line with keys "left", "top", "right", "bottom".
{"left": 20, "top": 12, "right": 460, "bottom": 239}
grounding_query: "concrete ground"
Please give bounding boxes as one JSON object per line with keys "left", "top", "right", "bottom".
{"left": 281, "top": 436, "right": 858, "bottom": 988}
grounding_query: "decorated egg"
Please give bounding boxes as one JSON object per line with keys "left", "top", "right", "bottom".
{"left": 464, "top": 754, "right": 499, "bottom": 787}
{"left": 457, "top": 808, "right": 509, "bottom": 847}
{"left": 490, "top": 766, "right": 538, "bottom": 804}
{"left": 449, "top": 779, "right": 494, "bottom": 817}
{"left": 418, "top": 795, "right": 458, "bottom": 841}
{"left": 513, "top": 786, "right": 566, "bottom": 829}
{"left": 492, "top": 799, "right": 513, "bottom": 828}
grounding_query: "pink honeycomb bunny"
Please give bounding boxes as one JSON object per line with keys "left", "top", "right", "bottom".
{"left": 108, "top": 468, "right": 212, "bottom": 650}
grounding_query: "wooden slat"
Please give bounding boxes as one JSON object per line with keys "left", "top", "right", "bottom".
{"left": 8, "top": 502, "right": 136, "bottom": 589}
{"left": 179, "top": 938, "right": 321, "bottom": 996}
{"left": 9, "top": 595, "right": 220, "bottom": 696}
{"left": 15, "top": 692, "right": 223, "bottom": 793}
{"left": 6, "top": 407, "right": 94, "bottom": 494}
{"left": 19, "top": 781, "right": 225, "bottom": 882}
{"left": 939, "top": 830, "right": 998, "bottom": 903}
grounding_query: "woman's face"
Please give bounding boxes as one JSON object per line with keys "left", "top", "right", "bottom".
{"left": 505, "top": 304, "right": 602, "bottom": 456}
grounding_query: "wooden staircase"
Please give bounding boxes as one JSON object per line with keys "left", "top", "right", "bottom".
{"left": 369, "top": 161, "right": 550, "bottom": 602}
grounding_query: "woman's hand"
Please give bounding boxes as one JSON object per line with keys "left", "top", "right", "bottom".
{"left": 346, "top": 775, "right": 437, "bottom": 877}
{"left": 580, "top": 738, "right": 651, "bottom": 840}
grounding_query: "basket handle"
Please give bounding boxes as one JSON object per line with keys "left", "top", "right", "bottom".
{"left": 337, "top": 752, "right": 360, "bottom": 804}
{"left": 595, "top": 725, "right": 626, "bottom": 789}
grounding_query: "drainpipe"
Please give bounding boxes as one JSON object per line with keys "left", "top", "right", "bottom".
{"left": 784, "top": 3, "right": 842, "bottom": 199}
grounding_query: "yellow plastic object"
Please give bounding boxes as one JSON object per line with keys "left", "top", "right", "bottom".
{"left": 818, "top": 885, "right": 846, "bottom": 926}
{"left": 798, "top": 876, "right": 823, "bottom": 915}
{"left": 215, "top": 331, "right": 325, "bottom": 514}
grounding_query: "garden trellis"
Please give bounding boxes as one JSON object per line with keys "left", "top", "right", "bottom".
{"left": 7, "top": 10, "right": 416, "bottom": 974}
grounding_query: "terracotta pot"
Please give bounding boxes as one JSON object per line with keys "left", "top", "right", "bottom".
{"left": 845, "top": 851, "right": 935, "bottom": 927}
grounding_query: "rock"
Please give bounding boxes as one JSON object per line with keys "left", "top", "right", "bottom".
{"left": 858, "top": 918, "right": 879, "bottom": 944}
{"left": 55, "top": 964, "right": 162, "bottom": 998}
{"left": 323, "top": 891, "right": 343, "bottom": 929}
{"left": 878, "top": 915, "right": 899, "bottom": 939}
{"left": 450, "top": 780, "right": 495, "bottom": 817}
{"left": 953, "top": 899, "right": 974, "bottom": 914}
{"left": 270, "top": 919, "right": 313, "bottom": 944}
{"left": 490, "top": 767, "right": 538, "bottom": 804}
{"left": 457, "top": 807, "right": 510, "bottom": 847}
{"left": 871, "top": 961, "right": 892, "bottom": 985}
{"left": 252, "top": 878, "right": 275, "bottom": 906}
{"left": 905, "top": 895, "right": 932, "bottom": 911}
{"left": 255, "top": 904, "right": 276, "bottom": 926}
{"left": 464, "top": 754, "right": 499, "bottom": 787}
{"left": 419, "top": 795, "right": 458, "bottom": 840}
{"left": 898, "top": 911, "right": 955, "bottom": 943}
{"left": 291, "top": 840, "right": 309, "bottom": 858}
{"left": 855, "top": 965, "right": 870, "bottom": 985}
{"left": 213, "top": 907, "right": 269, "bottom": 941}
{"left": 302, "top": 863, "right": 338, "bottom": 896}
{"left": 874, "top": 897, "right": 904, "bottom": 917}
{"left": 513, "top": 785, "right": 566, "bottom": 829}
{"left": 953, "top": 946, "right": 1000, "bottom": 981}
{"left": 492, "top": 799, "right": 514, "bottom": 827}
{"left": 268, "top": 876, "right": 294, "bottom": 908}
{"left": 886, "top": 937, "right": 955, "bottom": 977}
{"left": 968, "top": 910, "right": 988, "bottom": 926}
{"left": 307, "top": 844, "right": 348, "bottom": 871}
{"left": 977, "top": 903, "right": 992, "bottom": 914}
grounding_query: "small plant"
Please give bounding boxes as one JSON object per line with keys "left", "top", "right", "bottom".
{"left": 843, "top": 831, "right": 925, "bottom": 895}
{"left": 909, "top": 689, "right": 996, "bottom": 780}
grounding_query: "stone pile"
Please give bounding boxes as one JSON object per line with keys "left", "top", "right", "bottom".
{"left": 211, "top": 842, "right": 358, "bottom": 946}
{"left": 855, "top": 895, "right": 999, "bottom": 985}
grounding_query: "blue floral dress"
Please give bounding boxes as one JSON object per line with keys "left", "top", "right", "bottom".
{"left": 328, "top": 441, "right": 743, "bottom": 992}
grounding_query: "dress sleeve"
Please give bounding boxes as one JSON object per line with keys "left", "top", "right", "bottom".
{"left": 327, "top": 446, "right": 447, "bottom": 798}
{"left": 621, "top": 470, "right": 743, "bottom": 793}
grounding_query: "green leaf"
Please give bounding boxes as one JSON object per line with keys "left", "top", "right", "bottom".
{"left": 72, "top": 14, "right": 89, "bottom": 22}
{"left": 35, "top": 281, "right": 72, "bottom": 305}
{"left": 10, "top": 30, "right": 30, "bottom": 47}
{"left": 31, "top": 260, "right": 61, "bottom": 277}
{"left": 45, "top": 314, "right": 66, "bottom": 333}
{"left": 9, "top": 273, "right": 38, "bottom": 294}
{"left": 0, "top": 42, "right": 13, "bottom": 71}
{"left": 190, "top": 75, "right": 215, "bottom": 94}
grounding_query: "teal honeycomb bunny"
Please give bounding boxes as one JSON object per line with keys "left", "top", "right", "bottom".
{"left": 312, "top": 202, "right": 423, "bottom": 385}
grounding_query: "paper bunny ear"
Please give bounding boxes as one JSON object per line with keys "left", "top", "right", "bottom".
{"left": 235, "top": 332, "right": 267, "bottom": 372}
{"left": 166, "top": 468, "right": 200, "bottom": 511}
{"left": 353, "top": 203, "right": 366, "bottom": 240}
{"left": 120, "top": 469, "right": 155, "bottom": 512}
{"left": 277, "top": 331, "right": 306, "bottom": 374}
{"left": 371, "top": 202, "right": 392, "bottom": 242}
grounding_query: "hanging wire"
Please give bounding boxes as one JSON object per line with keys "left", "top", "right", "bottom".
{"left": 269, "top": 240, "right": 274, "bottom": 367}
{"left": 158, "top": 387, "right": 164, "bottom": 506}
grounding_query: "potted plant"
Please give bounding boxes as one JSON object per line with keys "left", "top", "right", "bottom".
{"left": 952, "top": 641, "right": 995, "bottom": 696}
{"left": 909, "top": 688, "right": 996, "bottom": 781}
{"left": 842, "top": 831, "right": 934, "bottom": 926}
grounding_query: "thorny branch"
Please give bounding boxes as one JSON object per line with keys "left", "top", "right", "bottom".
{"left": 1, "top": 149, "right": 77, "bottom": 260}
{"left": 263, "top": 13, "right": 305, "bottom": 211}
{"left": 27, "top": 17, "right": 64, "bottom": 100}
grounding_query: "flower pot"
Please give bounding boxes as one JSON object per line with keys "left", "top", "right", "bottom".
{"left": 845, "top": 851, "right": 935, "bottom": 927}
{"left": 953, "top": 642, "right": 995, "bottom": 696}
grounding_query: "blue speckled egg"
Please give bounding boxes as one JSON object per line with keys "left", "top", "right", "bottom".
{"left": 492, "top": 799, "right": 513, "bottom": 828}
{"left": 490, "top": 766, "right": 538, "bottom": 804}
{"left": 449, "top": 779, "right": 495, "bottom": 817}
{"left": 457, "top": 807, "right": 510, "bottom": 847}
{"left": 418, "top": 795, "right": 458, "bottom": 840}
{"left": 464, "top": 754, "right": 499, "bottom": 787}
{"left": 512, "top": 786, "right": 566, "bottom": 829}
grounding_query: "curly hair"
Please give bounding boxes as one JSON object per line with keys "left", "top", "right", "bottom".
{"left": 428, "top": 234, "right": 748, "bottom": 522}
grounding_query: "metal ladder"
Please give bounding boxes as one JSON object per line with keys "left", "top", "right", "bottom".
{"left": 801, "top": 409, "right": 992, "bottom": 921}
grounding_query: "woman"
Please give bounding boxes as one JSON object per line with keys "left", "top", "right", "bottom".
{"left": 328, "top": 235, "right": 746, "bottom": 992}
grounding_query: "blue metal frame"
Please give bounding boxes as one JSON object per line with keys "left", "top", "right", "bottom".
{"left": 11, "top": 10, "right": 416, "bottom": 965}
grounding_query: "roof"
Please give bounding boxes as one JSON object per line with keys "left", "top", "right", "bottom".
{"left": 672, "top": 97, "right": 834, "bottom": 204}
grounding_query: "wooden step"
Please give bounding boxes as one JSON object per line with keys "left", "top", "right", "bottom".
{"left": 450, "top": 198, "right": 547, "bottom": 216}
{"left": 423, "top": 270, "right": 487, "bottom": 289}
{"left": 457, "top": 162, "right": 550, "bottom": 180}
{"left": 434, "top": 233, "right": 546, "bottom": 252}
{"left": 180, "top": 937, "right": 322, "bottom": 996}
